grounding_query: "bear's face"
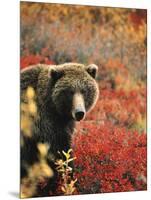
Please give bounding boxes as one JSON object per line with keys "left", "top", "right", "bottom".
{"left": 50, "top": 63, "right": 99, "bottom": 121}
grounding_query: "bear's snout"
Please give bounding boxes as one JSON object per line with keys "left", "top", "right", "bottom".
{"left": 72, "top": 93, "right": 85, "bottom": 121}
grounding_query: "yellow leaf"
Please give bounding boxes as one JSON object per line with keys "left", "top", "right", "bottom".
{"left": 26, "top": 87, "right": 35, "bottom": 99}
{"left": 62, "top": 150, "right": 70, "bottom": 160}
{"left": 37, "top": 143, "right": 49, "bottom": 157}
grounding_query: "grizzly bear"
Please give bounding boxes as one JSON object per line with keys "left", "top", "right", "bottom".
{"left": 21, "top": 63, "right": 99, "bottom": 197}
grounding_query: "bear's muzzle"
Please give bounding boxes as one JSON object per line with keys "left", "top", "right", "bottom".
{"left": 72, "top": 93, "right": 85, "bottom": 121}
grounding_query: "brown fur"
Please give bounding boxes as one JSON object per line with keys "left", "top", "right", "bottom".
{"left": 21, "top": 63, "right": 99, "bottom": 196}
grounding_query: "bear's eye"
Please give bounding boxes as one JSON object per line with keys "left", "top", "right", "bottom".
{"left": 67, "top": 89, "right": 74, "bottom": 96}
{"left": 61, "top": 89, "right": 73, "bottom": 97}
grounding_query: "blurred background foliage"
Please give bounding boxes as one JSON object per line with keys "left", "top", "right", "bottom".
{"left": 20, "top": 2, "right": 146, "bottom": 82}
{"left": 20, "top": 2, "right": 147, "bottom": 195}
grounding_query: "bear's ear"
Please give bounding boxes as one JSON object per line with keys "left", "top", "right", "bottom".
{"left": 86, "top": 64, "right": 98, "bottom": 79}
{"left": 50, "top": 68, "right": 64, "bottom": 80}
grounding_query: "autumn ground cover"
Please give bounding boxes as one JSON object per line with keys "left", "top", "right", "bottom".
{"left": 20, "top": 2, "right": 147, "bottom": 195}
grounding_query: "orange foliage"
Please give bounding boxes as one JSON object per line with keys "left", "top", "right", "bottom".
{"left": 20, "top": 2, "right": 147, "bottom": 196}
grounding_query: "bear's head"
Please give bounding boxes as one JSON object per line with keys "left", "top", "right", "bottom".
{"left": 49, "top": 63, "right": 99, "bottom": 121}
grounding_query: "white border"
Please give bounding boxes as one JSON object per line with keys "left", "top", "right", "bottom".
{"left": 0, "top": 0, "right": 150, "bottom": 199}
{"left": 21, "top": 0, "right": 149, "bottom": 9}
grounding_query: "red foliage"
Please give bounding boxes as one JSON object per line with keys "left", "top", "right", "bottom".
{"left": 85, "top": 88, "right": 146, "bottom": 127}
{"left": 20, "top": 54, "right": 54, "bottom": 69}
{"left": 72, "top": 86, "right": 146, "bottom": 194}
{"left": 129, "top": 10, "right": 147, "bottom": 29}
{"left": 20, "top": 3, "right": 147, "bottom": 196}
{"left": 21, "top": 62, "right": 147, "bottom": 194}
{"left": 73, "top": 121, "right": 147, "bottom": 193}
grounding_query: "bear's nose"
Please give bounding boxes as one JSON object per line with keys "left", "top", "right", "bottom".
{"left": 74, "top": 110, "right": 85, "bottom": 121}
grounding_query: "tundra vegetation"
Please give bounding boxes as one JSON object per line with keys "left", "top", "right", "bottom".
{"left": 20, "top": 2, "right": 147, "bottom": 196}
